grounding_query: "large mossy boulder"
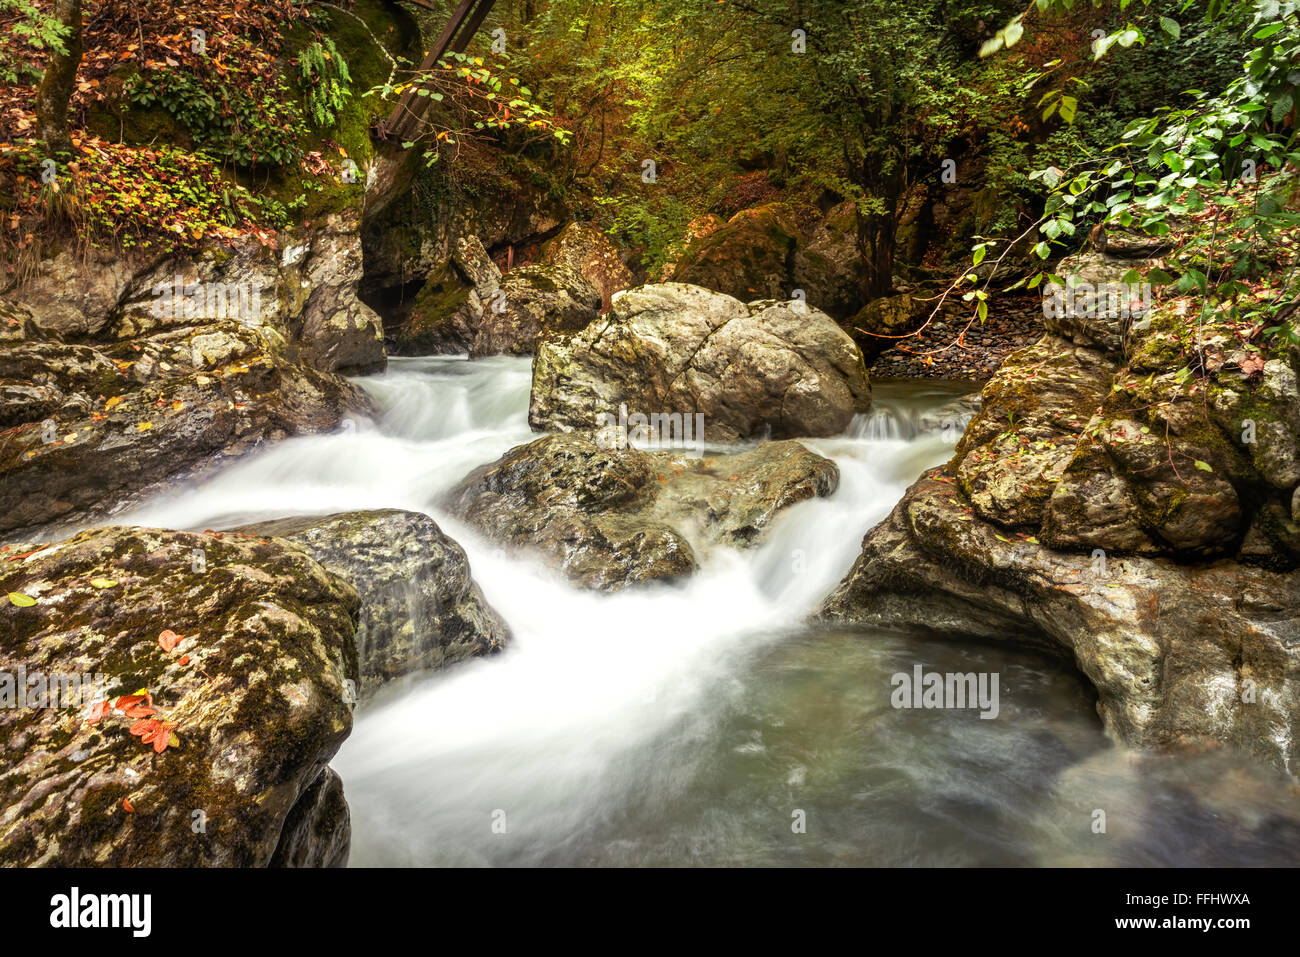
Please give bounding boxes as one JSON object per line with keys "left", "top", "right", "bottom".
{"left": 235, "top": 510, "right": 510, "bottom": 695}
{"left": 0, "top": 526, "right": 360, "bottom": 866}
{"left": 0, "top": 310, "right": 373, "bottom": 538}
{"left": 530, "top": 283, "right": 871, "bottom": 442}
{"left": 821, "top": 235, "right": 1300, "bottom": 774}
{"left": 537, "top": 221, "right": 634, "bottom": 313}
{"left": 820, "top": 469, "right": 1300, "bottom": 774}
{"left": 445, "top": 432, "right": 838, "bottom": 590}
{"left": 672, "top": 202, "right": 808, "bottom": 304}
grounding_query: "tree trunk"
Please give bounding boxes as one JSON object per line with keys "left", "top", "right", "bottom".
{"left": 36, "top": 0, "right": 83, "bottom": 156}
{"left": 856, "top": 209, "right": 898, "bottom": 301}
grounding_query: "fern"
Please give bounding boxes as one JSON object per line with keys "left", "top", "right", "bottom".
{"left": 298, "top": 39, "right": 352, "bottom": 130}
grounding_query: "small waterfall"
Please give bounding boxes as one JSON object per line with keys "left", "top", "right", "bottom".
{"left": 101, "top": 356, "right": 1297, "bottom": 867}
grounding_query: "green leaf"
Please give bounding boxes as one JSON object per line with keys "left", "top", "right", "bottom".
{"left": 1194, "top": 460, "right": 1213, "bottom": 473}
{"left": 1272, "top": 91, "right": 1294, "bottom": 124}
{"left": 8, "top": 592, "right": 36, "bottom": 607}
{"left": 1159, "top": 17, "right": 1180, "bottom": 39}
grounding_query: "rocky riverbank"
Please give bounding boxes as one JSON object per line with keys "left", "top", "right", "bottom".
{"left": 823, "top": 240, "right": 1300, "bottom": 773}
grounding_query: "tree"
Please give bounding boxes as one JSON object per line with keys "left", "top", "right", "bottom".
{"left": 35, "top": 0, "right": 81, "bottom": 155}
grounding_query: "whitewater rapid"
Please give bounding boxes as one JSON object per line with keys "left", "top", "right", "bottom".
{"left": 108, "top": 356, "right": 1297, "bottom": 866}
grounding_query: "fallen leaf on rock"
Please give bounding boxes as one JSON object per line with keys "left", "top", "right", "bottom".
{"left": 84, "top": 699, "right": 111, "bottom": 726}
{"left": 129, "top": 718, "right": 179, "bottom": 753}
{"left": 122, "top": 798, "right": 134, "bottom": 813}
{"left": 90, "top": 578, "right": 118, "bottom": 588}
{"left": 7, "top": 592, "right": 36, "bottom": 607}
{"left": 158, "top": 629, "right": 183, "bottom": 652}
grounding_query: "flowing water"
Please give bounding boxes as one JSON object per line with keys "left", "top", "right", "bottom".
{"left": 112, "top": 356, "right": 1300, "bottom": 867}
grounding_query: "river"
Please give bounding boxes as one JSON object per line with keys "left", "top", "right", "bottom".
{"left": 112, "top": 356, "right": 1300, "bottom": 866}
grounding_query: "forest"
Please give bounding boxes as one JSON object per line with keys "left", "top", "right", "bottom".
{"left": 0, "top": 0, "right": 1297, "bottom": 886}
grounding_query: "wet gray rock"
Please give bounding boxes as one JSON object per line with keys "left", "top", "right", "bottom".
{"left": 530, "top": 282, "right": 871, "bottom": 442}
{"left": 446, "top": 432, "right": 838, "bottom": 590}
{"left": 0, "top": 320, "right": 373, "bottom": 538}
{"left": 236, "top": 510, "right": 509, "bottom": 694}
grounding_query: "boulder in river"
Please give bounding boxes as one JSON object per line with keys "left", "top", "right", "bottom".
{"left": 235, "top": 510, "right": 510, "bottom": 696}
{"left": 529, "top": 282, "right": 871, "bottom": 442}
{"left": 445, "top": 432, "right": 838, "bottom": 590}
{"left": 820, "top": 468, "right": 1300, "bottom": 773}
{"left": 0, "top": 312, "right": 374, "bottom": 538}
{"left": 822, "top": 236, "right": 1300, "bottom": 770}
{"left": 0, "top": 526, "right": 359, "bottom": 866}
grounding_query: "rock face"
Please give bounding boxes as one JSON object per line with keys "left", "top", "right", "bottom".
{"left": 394, "top": 236, "right": 600, "bottom": 356}
{"left": 530, "top": 283, "right": 871, "bottom": 442}
{"left": 446, "top": 433, "right": 838, "bottom": 590}
{"left": 0, "top": 526, "right": 360, "bottom": 866}
{"left": 822, "top": 237, "right": 1300, "bottom": 773}
{"left": 235, "top": 510, "right": 510, "bottom": 695}
{"left": 820, "top": 469, "right": 1300, "bottom": 773}
{"left": 671, "top": 202, "right": 862, "bottom": 319}
{"left": 472, "top": 261, "right": 601, "bottom": 357}
{"left": 283, "top": 210, "right": 388, "bottom": 375}
{"left": 537, "top": 221, "right": 634, "bottom": 313}
{"left": 0, "top": 312, "right": 373, "bottom": 537}
{"left": 395, "top": 237, "right": 500, "bottom": 355}
{"left": 12, "top": 211, "right": 386, "bottom": 375}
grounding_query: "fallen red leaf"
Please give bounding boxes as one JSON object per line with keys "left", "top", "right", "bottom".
{"left": 84, "top": 699, "right": 111, "bottom": 726}
{"left": 158, "top": 629, "right": 183, "bottom": 652}
{"left": 122, "top": 798, "right": 134, "bottom": 812}
{"left": 129, "top": 718, "right": 179, "bottom": 753}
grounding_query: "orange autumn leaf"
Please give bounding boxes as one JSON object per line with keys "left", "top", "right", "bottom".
{"left": 158, "top": 629, "right": 183, "bottom": 652}
{"left": 178, "top": 655, "right": 190, "bottom": 666}
{"left": 114, "top": 693, "right": 147, "bottom": 711}
{"left": 123, "top": 702, "right": 158, "bottom": 719}
{"left": 84, "top": 699, "right": 111, "bottom": 726}
{"left": 122, "top": 798, "right": 134, "bottom": 812}
{"left": 129, "top": 718, "right": 179, "bottom": 753}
